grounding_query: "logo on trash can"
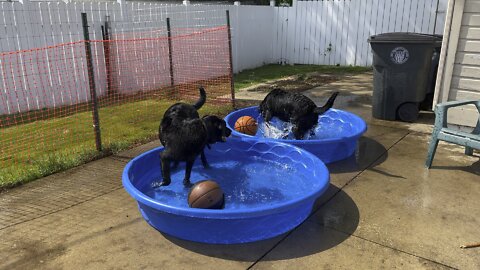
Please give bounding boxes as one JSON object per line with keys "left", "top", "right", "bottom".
{"left": 390, "top": 47, "right": 409, "bottom": 64}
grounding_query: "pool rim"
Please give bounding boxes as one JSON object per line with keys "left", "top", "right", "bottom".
{"left": 122, "top": 138, "right": 330, "bottom": 219}
{"left": 224, "top": 106, "right": 368, "bottom": 144}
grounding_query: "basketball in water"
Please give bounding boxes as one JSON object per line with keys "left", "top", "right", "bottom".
{"left": 188, "top": 180, "right": 225, "bottom": 209}
{"left": 234, "top": 116, "right": 258, "bottom": 136}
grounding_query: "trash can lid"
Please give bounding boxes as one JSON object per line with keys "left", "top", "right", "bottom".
{"left": 368, "top": 32, "right": 443, "bottom": 44}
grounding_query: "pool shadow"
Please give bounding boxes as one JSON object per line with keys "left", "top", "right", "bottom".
{"left": 327, "top": 136, "right": 388, "bottom": 174}
{"left": 162, "top": 185, "right": 359, "bottom": 262}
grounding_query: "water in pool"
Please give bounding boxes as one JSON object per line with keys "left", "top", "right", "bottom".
{"left": 144, "top": 156, "right": 317, "bottom": 210}
{"left": 257, "top": 109, "right": 355, "bottom": 140}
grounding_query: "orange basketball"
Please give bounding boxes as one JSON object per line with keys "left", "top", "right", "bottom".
{"left": 234, "top": 116, "right": 258, "bottom": 136}
{"left": 188, "top": 180, "right": 225, "bottom": 209}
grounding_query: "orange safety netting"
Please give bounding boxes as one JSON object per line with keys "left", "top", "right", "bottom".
{"left": 0, "top": 25, "right": 233, "bottom": 185}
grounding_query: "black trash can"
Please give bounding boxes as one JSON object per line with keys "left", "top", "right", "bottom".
{"left": 368, "top": 33, "right": 442, "bottom": 122}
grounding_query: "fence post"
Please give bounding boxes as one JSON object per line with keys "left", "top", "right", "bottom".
{"left": 226, "top": 10, "right": 236, "bottom": 109}
{"left": 166, "top": 18, "right": 175, "bottom": 95}
{"left": 82, "top": 12, "right": 102, "bottom": 152}
{"left": 102, "top": 16, "right": 114, "bottom": 96}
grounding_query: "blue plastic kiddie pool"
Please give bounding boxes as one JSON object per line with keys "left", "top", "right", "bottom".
{"left": 225, "top": 106, "right": 367, "bottom": 164}
{"left": 122, "top": 138, "right": 329, "bottom": 244}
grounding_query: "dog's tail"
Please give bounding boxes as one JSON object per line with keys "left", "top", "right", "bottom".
{"left": 314, "top": 91, "right": 339, "bottom": 115}
{"left": 193, "top": 87, "right": 207, "bottom": 110}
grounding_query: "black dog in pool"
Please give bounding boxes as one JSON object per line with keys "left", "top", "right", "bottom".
{"left": 158, "top": 87, "right": 232, "bottom": 187}
{"left": 259, "top": 88, "right": 339, "bottom": 140}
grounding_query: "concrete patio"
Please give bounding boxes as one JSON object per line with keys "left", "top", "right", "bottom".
{"left": 0, "top": 72, "right": 479, "bottom": 270}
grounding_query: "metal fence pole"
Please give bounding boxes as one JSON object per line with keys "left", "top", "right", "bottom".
{"left": 82, "top": 12, "right": 102, "bottom": 152}
{"left": 226, "top": 10, "right": 236, "bottom": 109}
{"left": 102, "top": 15, "right": 114, "bottom": 96}
{"left": 166, "top": 18, "right": 175, "bottom": 90}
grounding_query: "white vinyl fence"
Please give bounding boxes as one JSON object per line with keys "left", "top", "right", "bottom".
{"left": 273, "top": 0, "right": 448, "bottom": 66}
{"left": 0, "top": 0, "right": 448, "bottom": 72}
{"left": 0, "top": 0, "right": 449, "bottom": 114}
{"left": 0, "top": 1, "right": 274, "bottom": 74}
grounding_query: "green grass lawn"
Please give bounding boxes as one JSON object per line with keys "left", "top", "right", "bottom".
{"left": 0, "top": 99, "right": 231, "bottom": 189}
{"left": 233, "top": 64, "right": 371, "bottom": 91}
{"left": 1, "top": 64, "right": 370, "bottom": 190}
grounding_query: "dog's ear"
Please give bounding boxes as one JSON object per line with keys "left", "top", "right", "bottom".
{"left": 202, "top": 115, "right": 215, "bottom": 130}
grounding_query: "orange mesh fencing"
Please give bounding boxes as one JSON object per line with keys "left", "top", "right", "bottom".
{"left": 0, "top": 25, "right": 233, "bottom": 187}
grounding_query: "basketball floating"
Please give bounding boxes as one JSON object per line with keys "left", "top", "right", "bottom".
{"left": 188, "top": 180, "right": 225, "bottom": 209}
{"left": 234, "top": 116, "right": 258, "bottom": 136}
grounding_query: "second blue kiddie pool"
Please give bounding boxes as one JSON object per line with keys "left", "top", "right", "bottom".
{"left": 123, "top": 138, "right": 329, "bottom": 244}
{"left": 225, "top": 106, "right": 367, "bottom": 164}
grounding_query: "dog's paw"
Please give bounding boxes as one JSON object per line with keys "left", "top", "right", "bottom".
{"left": 183, "top": 180, "right": 193, "bottom": 188}
{"left": 183, "top": 178, "right": 193, "bottom": 188}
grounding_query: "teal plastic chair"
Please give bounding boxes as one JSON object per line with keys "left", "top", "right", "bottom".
{"left": 425, "top": 100, "right": 480, "bottom": 168}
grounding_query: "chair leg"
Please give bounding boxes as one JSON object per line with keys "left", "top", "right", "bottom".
{"left": 466, "top": 120, "right": 480, "bottom": 156}
{"left": 425, "top": 135, "right": 439, "bottom": 169}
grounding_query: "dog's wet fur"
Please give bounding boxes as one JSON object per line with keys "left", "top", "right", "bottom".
{"left": 259, "top": 89, "right": 339, "bottom": 139}
{"left": 158, "top": 87, "right": 231, "bottom": 187}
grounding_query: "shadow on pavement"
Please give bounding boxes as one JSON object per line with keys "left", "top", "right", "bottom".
{"left": 162, "top": 185, "right": 359, "bottom": 262}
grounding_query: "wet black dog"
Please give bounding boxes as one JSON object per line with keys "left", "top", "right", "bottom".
{"left": 259, "top": 89, "right": 339, "bottom": 139}
{"left": 158, "top": 87, "right": 231, "bottom": 187}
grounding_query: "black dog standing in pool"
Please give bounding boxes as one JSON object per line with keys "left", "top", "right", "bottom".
{"left": 158, "top": 87, "right": 231, "bottom": 188}
{"left": 259, "top": 89, "right": 339, "bottom": 140}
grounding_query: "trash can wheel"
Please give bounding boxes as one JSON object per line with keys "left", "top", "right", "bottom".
{"left": 397, "top": 102, "right": 419, "bottom": 122}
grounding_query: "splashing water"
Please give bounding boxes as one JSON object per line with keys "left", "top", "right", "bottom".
{"left": 143, "top": 156, "right": 316, "bottom": 210}
{"left": 257, "top": 116, "right": 294, "bottom": 139}
{"left": 256, "top": 110, "right": 355, "bottom": 140}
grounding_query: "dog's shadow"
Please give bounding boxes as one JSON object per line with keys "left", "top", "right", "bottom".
{"left": 162, "top": 185, "right": 359, "bottom": 262}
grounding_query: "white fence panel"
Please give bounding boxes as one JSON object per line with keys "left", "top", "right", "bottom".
{"left": 273, "top": 0, "right": 447, "bottom": 66}
{"left": 233, "top": 5, "right": 275, "bottom": 73}
{"left": 0, "top": 0, "right": 448, "bottom": 72}
{"left": 0, "top": 1, "right": 277, "bottom": 114}
{"left": 0, "top": 0, "right": 450, "bottom": 114}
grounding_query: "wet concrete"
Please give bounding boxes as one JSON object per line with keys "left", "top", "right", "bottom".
{"left": 1, "top": 72, "right": 479, "bottom": 269}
